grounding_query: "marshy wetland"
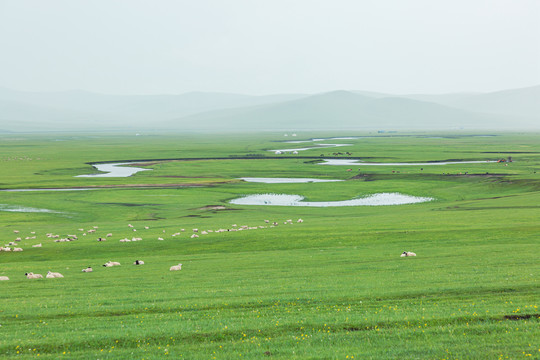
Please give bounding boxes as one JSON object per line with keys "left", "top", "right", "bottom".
{"left": 0, "top": 132, "right": 538, "bottom": 359}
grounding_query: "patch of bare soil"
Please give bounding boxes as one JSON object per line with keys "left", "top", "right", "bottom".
{"left": 503, "top": 314, "right": 539, "bottom": 320}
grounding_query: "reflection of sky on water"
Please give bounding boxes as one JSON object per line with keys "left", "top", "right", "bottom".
{"left": 230, "top": 193, "right": 433, "bottom": 207}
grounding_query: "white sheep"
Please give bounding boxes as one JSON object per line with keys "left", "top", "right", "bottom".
{"left": 32, "top": 243, "right": 42, "bottom": 248}
{"left": 46, "top": 271, "right": 64, "bottom": 278}
{"left": 169, "top": 263, "right": 182, "bottom": 271}
{"left": 106, "top": 233, "right": 113, "bottom": 237}
{"left": 0, "top": 276, "right": 9, "bottom": 281}
{"left": 297, "top": 219, "right": 304, "bottom": 223}
{"left": 400, "top": 251, "right": 416, "bottom": 257}
{"left": 103, "top": 261, "right": 121, "bottom": 267}
{"left": 190, "top": 234, "right": 199, "bottom": 238}
{"left": 133, "top": 260, "right": 145, "bottom": 265}
{"left": 13, "top": 248, "right": 23, "bottom": 252}
{"left": 82, "top": 266, "right": 93, "bottom": 272}
{"left": 25, "top": 272, "right": 43, "bottom": 279}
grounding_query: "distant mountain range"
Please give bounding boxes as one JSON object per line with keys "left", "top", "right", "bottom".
{"left": 0, "top": 85, "right": 538, "bottom": 132}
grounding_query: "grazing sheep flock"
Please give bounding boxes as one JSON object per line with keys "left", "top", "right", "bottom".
{"left": 1, "top": 218, "right": 305, "bottom": 281}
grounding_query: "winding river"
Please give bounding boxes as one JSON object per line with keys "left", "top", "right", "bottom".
{"left": 72, "top": 158, "right": 498, "bottom": 179}
{"left": 269, "top": 143, "right": 352, "bottom": 153}
{"left": 239, "top": 177, "right": 342, "bottom": 183}
{"left": 3, "top": 157, "right": 495, "bottom": 210}
{"left": 319, "top": 159, "right": 497, "bottom": 166}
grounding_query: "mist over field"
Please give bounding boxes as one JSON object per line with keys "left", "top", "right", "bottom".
{"left": 0, "top": 85, "right": 538, "bottom": 132}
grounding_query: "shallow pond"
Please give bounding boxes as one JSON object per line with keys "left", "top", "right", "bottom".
{"left": 75, "top": 162, "right": 152, "bottom": 178}
{"left": 0, "top": 204, "right": 63, "bottom": 213}
{"left": 1, "top": 188, "right": 95, "bottom": 192}
{"left": 229, "top": 193, "right": 433, "bottom": 207}
{"left": 239, "top": 178, "right": 343, "bottom": 183}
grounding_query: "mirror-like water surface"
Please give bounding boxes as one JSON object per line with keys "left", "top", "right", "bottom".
{"left": 0, "top": 204, "right": 63, "bottom": 213}
{"left": 75, "top": 162, "right": 152, "bottom": 178}
{"left": 230, "top": 193, "right": 433, "bottom": 207}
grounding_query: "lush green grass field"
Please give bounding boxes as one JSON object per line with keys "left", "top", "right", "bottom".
{"left": 0, "top": 132, "right": 538, "bottom": 359}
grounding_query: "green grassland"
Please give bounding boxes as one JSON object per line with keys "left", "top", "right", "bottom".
{"left": 0, "top": 131, "right": 538, "bottom": 359}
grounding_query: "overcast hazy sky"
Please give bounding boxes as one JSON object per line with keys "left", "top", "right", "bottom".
{"left": 1, "top": 0, "right": 538, "bottom": 95}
